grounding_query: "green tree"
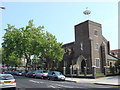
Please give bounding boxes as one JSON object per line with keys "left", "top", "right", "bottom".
{"left": 0, "top": 48, "right": 3, "bottom": 63}
{"left": 2, "top": 20, "right": 65, "bottom": 70}
{"left": 1, "top": 47, "right": 22, "bottom": 67}
{"left": 0, "top": 48, "right": 2, "bottom": 54}
{"left": 2, "top": 25, "right": 22, "bottom": 58}
{"left": 20, "top": 20, "right": 45, "bottom": 67}
{"left": 42, "top": 31, "right": 65, "bottom": 70}
{"left": 2, "top": 24, "right": 23, "bottom": 67}
{"left": 115, "top": 59, "right": 120, "bottom": 66}
{"left": 8, "top": 52, "right": 22, "bottom": 67}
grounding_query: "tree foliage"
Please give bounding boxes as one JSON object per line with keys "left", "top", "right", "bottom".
{"left": 115, "top": 59, "right": 120, "bottom": 66}
{"left": 2, "top": 20, "right": 65, "bottom": 69}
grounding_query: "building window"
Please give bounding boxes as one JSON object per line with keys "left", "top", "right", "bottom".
{"left": 80, "top": 42, "right": 83, "bottom": 50}
{"left": 95, "top": 43, "right": 99, "bottom": 50}
{"left": 96, "top": 58, "right": 100, "bottom": 67}
{"left": 94, "top": 29, "right": 98, "bottom": 36}
{"left": 110, "top": 62, "right": 112, "bottom": 66}
{"left": 107, "top": 61, "right": 109, "bottom": 66}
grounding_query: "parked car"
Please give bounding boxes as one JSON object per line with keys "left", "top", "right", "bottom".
{"left": 0, "top": 74, "right": 16, "bottom": 89}
{"left": 25, "top": 70, "right": 34, "bottom": 77}
{"left": 10, "top": 71, "right": 15, "bottom": 75}
{"left": 21, "top": 70, "right": 28, "bottom": 76}
{"left": 10, "top": 71, "right": 18, "bottom": 75}
{"left": 30, "top": 71, "right": 36, "bottom": 78}
{"left": 16, "top": 71, "right": 22, "bottom": 76}
{"left": 3, "top": 70, "right": 9, "bottom": 74}
{"left": 7, "top": 70, "right": 12, "bottom": 74}
{"left": 35, "top": 70, "right": 48, "bottom": 79}
{"left": 47, "top": 71, "right": 65, "bottom": 81}
{"left": 14, "top": 71, "right": 19, "bottom": 75}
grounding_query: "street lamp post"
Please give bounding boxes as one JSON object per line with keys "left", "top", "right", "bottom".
{"left": 0, "top": 6, "right": 5, "bottom": 10}
{"left": 0, "top": 6, "right": 5, "bottom": 73}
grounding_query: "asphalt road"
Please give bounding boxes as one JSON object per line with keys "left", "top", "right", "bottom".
{"left": 13, "top": 75, "right": 119, "bottom": 90}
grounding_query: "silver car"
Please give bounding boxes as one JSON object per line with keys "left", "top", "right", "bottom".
{"left": 0, "top": 74, "right": 16, "bottom": 89}
{"left": 47, "top": 71, "right": 65, "bottom": 81}
{"left": 35, "top": 70, "right": 48, "bottom": 79}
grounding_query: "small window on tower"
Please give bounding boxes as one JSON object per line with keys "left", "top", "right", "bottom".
{"left": 95, "top": 43, "right": 99, "bottom": 50}
{"left": 94, "top": 30, "right": 98, "bottom": 36}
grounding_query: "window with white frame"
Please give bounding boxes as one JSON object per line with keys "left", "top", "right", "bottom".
{"left": 96, "top": 58, "right": 100, "bottom": 67}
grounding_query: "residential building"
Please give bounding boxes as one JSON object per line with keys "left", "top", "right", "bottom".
{"left": 111, "top": 49, "right": 120, "bottom": 59}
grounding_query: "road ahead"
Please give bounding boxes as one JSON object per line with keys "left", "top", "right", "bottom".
{"left": 14, "top": 75, "right": 119, "bottom": 90}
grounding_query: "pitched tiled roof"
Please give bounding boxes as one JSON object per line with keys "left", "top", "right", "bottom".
{"left": 107, "top": 55, "right": 118, "bottom": 61}
{"left": 62, "top": 42, "right": 75, "bottom": 47}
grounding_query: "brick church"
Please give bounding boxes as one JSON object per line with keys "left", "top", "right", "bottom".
{"left": 61, "top": 20, "right": 118, "bottom": 74}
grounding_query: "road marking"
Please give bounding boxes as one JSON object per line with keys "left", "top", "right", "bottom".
{"left": 29, "top": 80, "right": 45, "bottom": 84}
{"left": 49, "top": 85, "right": 56, "bottom": 88}
{"left": 39, "top": 82, "right": 44, "bottom": 83}
{"left": 54, "top": 84, "right": 74, "bottom": 88}
{"left": 29, "top": 80, "right": 40, "bottom": 83}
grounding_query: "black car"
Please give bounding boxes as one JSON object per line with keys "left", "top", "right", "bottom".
{"left": 47, "top": 71, "right": 65, "bottom": 81}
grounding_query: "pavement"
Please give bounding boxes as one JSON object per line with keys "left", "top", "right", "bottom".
{"left": 66, "top": 75, "right": 120, "bottom": 86}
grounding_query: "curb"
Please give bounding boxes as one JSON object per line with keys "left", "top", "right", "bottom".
{"left": 66, "top": 80, "right": 120, "bottom": 86}
{"left": 65, "top": 80, "right": 77, "bottom": 83}
{"left": 94, "top": 83, "right": 120, "bottom": 86}
{"left": 66, "top": 80, "right": 93, "bottom": 84}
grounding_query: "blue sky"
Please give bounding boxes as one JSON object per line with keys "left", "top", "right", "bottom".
{"left": 0, "top": 1, "right": 118, "bottom": 50}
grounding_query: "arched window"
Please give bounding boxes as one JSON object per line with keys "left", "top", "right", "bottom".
{"left": 110, "top": 62, "right": 112, "bottom": 66}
